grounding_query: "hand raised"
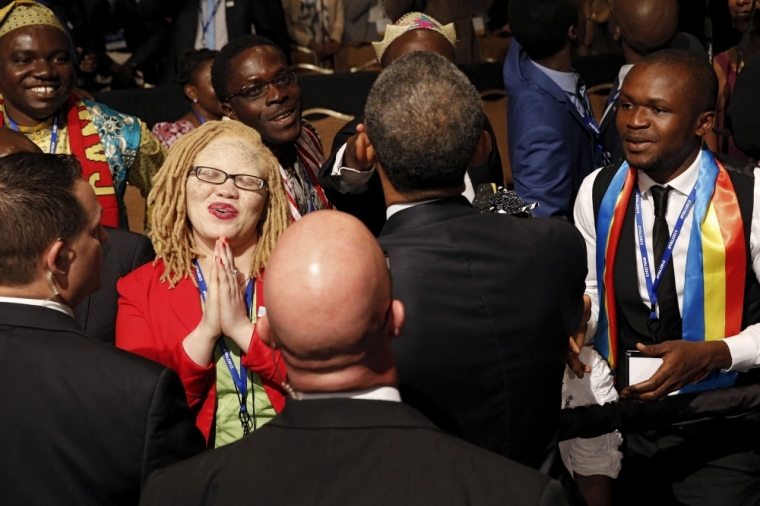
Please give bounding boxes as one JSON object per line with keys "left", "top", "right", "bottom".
{"left": 217, "top": 239, "right": 254, "bottom": 353}
{"left": 343, "top": 124, "right": 376, "bottom": 171}
{"left": 620, "top": 340, "right": 732, "bottom": 400}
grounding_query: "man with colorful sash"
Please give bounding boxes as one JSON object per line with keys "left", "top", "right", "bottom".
{"left": 0, "top": 0, "right": 167, "bottom": 230}
{"left": 574, "top": 49, "right": 760, "bottom": 505}
{"left": 211, "top": 35, "right": 330, "bottom": 221}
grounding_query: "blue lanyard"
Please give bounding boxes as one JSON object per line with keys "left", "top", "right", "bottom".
{"left": 191, "top": 109, "right": 207, "bottom": 125}
{"left": 634, "top": 181, "right": 698, "bottom": 324}
{"left": 199, "top": 0, "right": 223, "bottom": 46}
{"left": 7, "top": 115, "right": 59, "bottom": 154}
{"left": 193, "top": 259, "right": 255, "bottom": 432}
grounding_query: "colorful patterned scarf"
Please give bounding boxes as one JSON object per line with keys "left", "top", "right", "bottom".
{"left": 0, "top": 95, "right": 122, "bottom": 227}
{"left": 594, "top": 149, "right": 746, "bottom": 392}
{"left": 280, "top": 125, "right": 330, "bottom": 220}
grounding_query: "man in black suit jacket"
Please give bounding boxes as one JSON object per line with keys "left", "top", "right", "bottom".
{"left": 318, "top": 17, "right": 504, "bottom": 236}
{"left": 164, "top": 0, "right": 290, "bottom": 82}
{"left": 0, "top": 153, "right": 204, "bottom": 505}
{"left": 362, "top": 52, "right": 587, "bottom": 473}
{"left": 140, "top": 210, "right": 567, "bottom": 506}
{"left": 75, "top": 226, "right": 154, "bottom": 344}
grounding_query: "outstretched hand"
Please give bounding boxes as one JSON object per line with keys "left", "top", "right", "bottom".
{"left": 567, "top": 295, "right": 592, "bottom": 378}
{"left": 620, "top": 340, "right": 732, "bottom": 400}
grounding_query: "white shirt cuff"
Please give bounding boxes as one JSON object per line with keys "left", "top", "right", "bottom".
{"left": 330, "top": 143, "right": 375, "bottom": 193}
{"left": 723, "top": 330, "right": 760, "bottom": 372}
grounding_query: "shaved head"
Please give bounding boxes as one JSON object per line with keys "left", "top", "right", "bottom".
{"left": 381, "top": 29, "right": 455, "bottom": 68}
{"left": 613, "top": 0, "right": 678, "bottom": 56}
{"left": 259, "top": 210, "right": 404, "bottom": 393}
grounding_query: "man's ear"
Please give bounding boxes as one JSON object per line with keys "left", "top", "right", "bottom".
{"left": 470, "top": 129, "right": 492, "bottom": 167}
{"left": 568, "top": 23, "right": 578, "bottom": 43}
{"left": 43, "top": 239, "right": 70, "bottom": 277}
{"left": 695, "top": 110, "right": 716, "bottom": 137}
{"left": 385, "top": 299, "right": 404, "bottom": 339}
{"left": 221, "top": 102, "right": 237, "bottom": 120}
{"left": 257, "top": 314, "right": 277, "bottom": 349}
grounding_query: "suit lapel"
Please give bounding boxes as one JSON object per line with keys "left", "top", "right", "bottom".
{"left": 169, "top": 277, "right": 204, "bottom": 334}
{"left": 380, "top": 196, "right": 478, "bottom": 237}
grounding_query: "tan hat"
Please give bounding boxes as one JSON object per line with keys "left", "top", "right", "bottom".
{"left": 372, "top": 12, "right": 457, "bottom": 61}
{"left": 0, "top": 0, "right": 64, "bottom": 38}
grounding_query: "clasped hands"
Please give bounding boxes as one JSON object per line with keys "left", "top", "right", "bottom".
{"left": 566, "top": 295, "right": 732, "bottom": 400}
{"left": 186, "top": 238, "right": 253, "bottom": 367}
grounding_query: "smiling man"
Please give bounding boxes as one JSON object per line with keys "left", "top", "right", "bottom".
{"left": 574, "top": 49, "right": 760, "bottom": 505}
{"left": 211, "top": 35, "right": 329, "bottom": 220}
{"left": 0, "top": 0, "right": 166, "bottom": 230}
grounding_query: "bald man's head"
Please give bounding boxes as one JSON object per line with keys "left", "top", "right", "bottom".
{"left": 258, "top": 210, "right": 404, "bottom": 394}
{"left": 612, "top": 0, "right": 678, "bottom": 57}
{"left": 0, "top": 129, "right": 42, "bottom": 158}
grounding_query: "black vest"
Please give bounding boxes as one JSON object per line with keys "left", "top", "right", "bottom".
{"left": 592, "top": 158, "right": 760, "bottom": 387}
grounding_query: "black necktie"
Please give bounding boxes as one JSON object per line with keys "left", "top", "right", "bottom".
{"left": 650, "top": 185, "right": 680, "bottom": 339}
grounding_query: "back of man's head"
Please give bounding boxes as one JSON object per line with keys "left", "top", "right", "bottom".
{"left": 509, "top": 0, "right": 579, "bottom": 61}
{"left": 364, "top": 51, "right": 483, "bottom": 195}
{"left": 0, "top": 153, "right": 87, "bottom": 286}
{"left": 259, "top": 210, "right": 404, "bottom": 393}
{"left": 613, "top": 0, "right": 678, "bottom": 56}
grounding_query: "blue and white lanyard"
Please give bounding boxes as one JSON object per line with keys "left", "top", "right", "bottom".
{"left": 199, "top": 0, "right": 224, "bottom": 49}
{"left": 634, "top": 181, "right": 698, "bottom": 323}
{"left": 191, "top": 110, "right": 207, "bottom": 124}
{"left": 294, "top": 156, "right": 316, "bottom": 213}
{"left": 193, "top": 259, "right": 255, "bottom": 433}
{"left": 8, "top": 115, "right": 59, "bottom": 154}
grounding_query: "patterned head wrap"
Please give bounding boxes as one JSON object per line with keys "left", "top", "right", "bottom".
{"left": 0, "top": 0, "right": 64, "bottom": 38}
{"left": 373, "top": 12, "right": 457, "bottom": 61}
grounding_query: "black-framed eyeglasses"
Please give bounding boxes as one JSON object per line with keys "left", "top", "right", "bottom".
{"left": 225, "top": 71, "right": 297, "bottom": 102}
{"left": 189, "top": 166, "right": 267, "bottom": 192}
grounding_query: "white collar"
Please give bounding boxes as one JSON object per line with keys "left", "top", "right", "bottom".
{"left": 0, "top": 296, "right": 74, "bottom": 318}
{"left": 529, "top": 60, "right": 578, "bottom": 95}
{"left": 637, "top": 149, "right": 702, "bottom": 197}
{"left": 386, "top": 199, "right": 441, "bottom": 220}
{"left": 296, "top": 386, "right": 401, "bottom": 402}
{"left": 617, "top": 63, "right": 634, "bottom": 87}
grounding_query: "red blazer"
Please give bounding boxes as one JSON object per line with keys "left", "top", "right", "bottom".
{"left": 115, "top": 260, "right": 287, "bottom": 443}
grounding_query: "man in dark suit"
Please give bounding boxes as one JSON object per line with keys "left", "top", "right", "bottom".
{"left": 165, "top": 0, "right": 290, "bottom": 82}
{"left": 319, "top": 14, "right": 504, "bottom": 236}
{"left": 140, "top": 209, "right": 567, "bottom": 506}
{"left": 504, "top": 0, "right": 606, "bottom": 220}
{"left": 362, "top": 51, "right": 587, "bottom": 475}
{"left": 74, "top": 226, "right": 154, "bottom": 344}
{"left": 0, "top": 153, "right": 204, "bottom": 505}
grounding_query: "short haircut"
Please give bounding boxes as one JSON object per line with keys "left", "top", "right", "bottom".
{"left": 508, "top": 0, "right": 579, "bottom": 60}
{"left": 640, "top": 49, "right": 718, "bottom": 115}
{"left": 0, "top": 154, "right": 87, "bottom": 285}
{"left": 364, "top": 51, "right": 483, "bottom": 194}
{"left": 211, "top": 35, "right": 286, "bottom": 102}
{"left": 176, "top": 48, "right": 219, "bottom": 86}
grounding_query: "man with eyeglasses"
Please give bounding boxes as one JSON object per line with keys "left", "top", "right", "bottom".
{"left": 211, "top": 34, "right": 329, "bottom": 220}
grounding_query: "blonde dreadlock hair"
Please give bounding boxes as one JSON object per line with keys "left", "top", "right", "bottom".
{"left": 149, "top": 120, "right": 291, "bottom": 288}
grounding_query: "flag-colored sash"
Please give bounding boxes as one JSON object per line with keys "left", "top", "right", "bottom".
{"left": 594, "top": 149, "right": 745, "bottom": 392}
{"left": 0, "top": 95, "right": 120, "bottom": 227}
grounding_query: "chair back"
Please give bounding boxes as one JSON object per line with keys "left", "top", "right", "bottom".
{"left": 478, "top": 29, "right": 511, "bottom": 64}
{"left": 124, "top": 184, "right": 146, "bottom": 234}
{"left": 336, "top": 40, "right": 381, "bottom": 73}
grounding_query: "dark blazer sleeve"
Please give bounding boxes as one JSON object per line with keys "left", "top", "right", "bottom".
{"left": 141, "top": 367, "right": 206, "bottom": 485}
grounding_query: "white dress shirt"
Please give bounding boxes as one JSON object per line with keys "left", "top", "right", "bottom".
{"left": 296, "top": 386, "right": 401, "bottom": 402}
{"left": 574, "top": 151, "right": 760, "bottom": 371}
{"left": 0, "top": 296, "right": 73, "bottom": 318}
{"left": 194, "top": 0, "right": 229, "bottom": 50}
{"left": 330, "top": 144, "right": 476, "bottom": 202}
